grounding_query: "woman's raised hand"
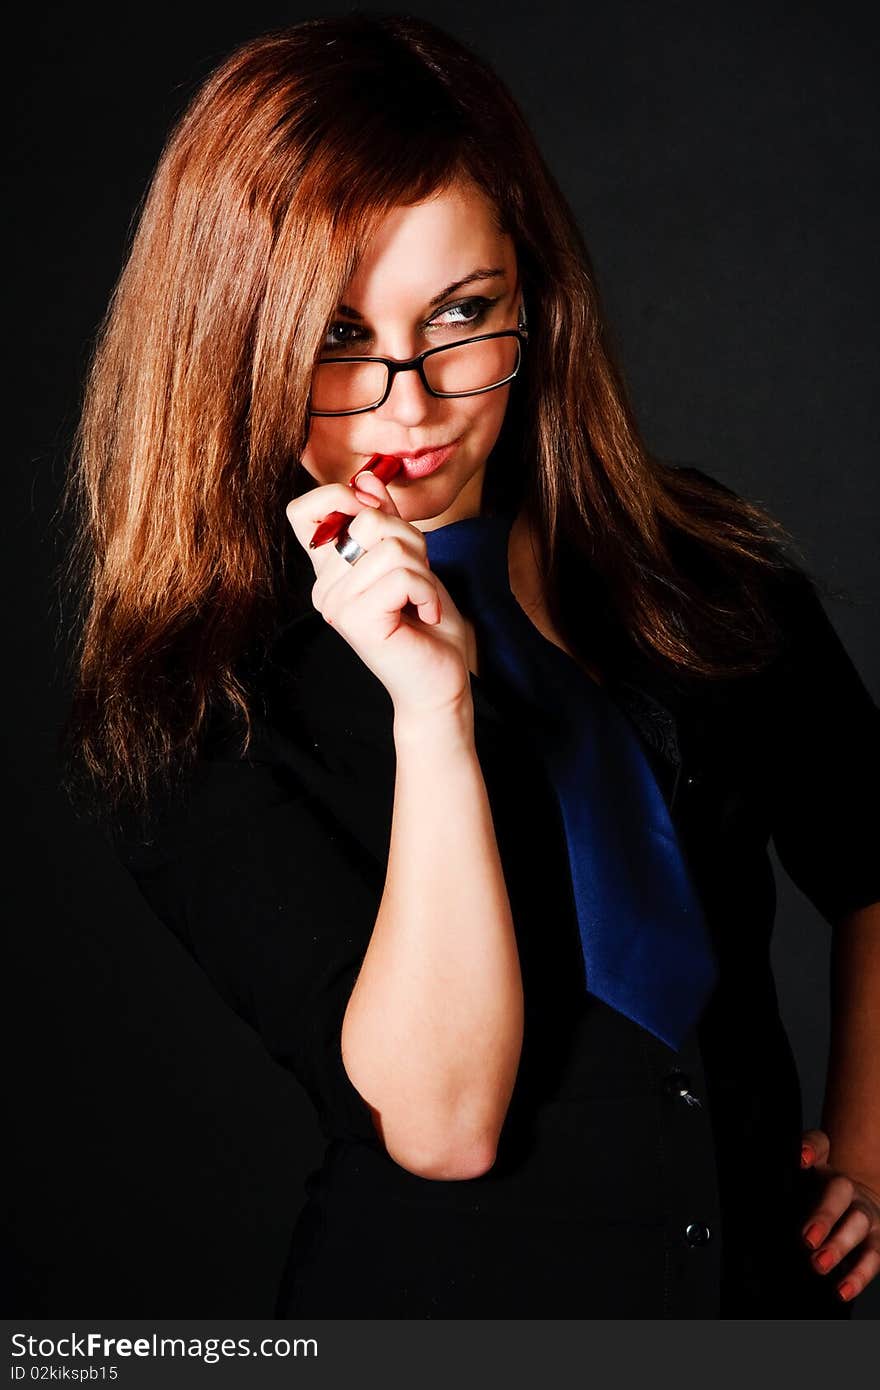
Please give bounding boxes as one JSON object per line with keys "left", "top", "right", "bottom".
{"left": 286, "top": 470, "right": 474, "bottom": 722}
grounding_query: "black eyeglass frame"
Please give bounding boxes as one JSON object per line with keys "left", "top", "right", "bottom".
{"left": 307, "top": 325, "right": 529, "bottom": 417}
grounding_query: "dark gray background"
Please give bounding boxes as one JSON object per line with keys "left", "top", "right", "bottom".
{"left": 7, "top": 1, "right": 878, "bottom": 1319}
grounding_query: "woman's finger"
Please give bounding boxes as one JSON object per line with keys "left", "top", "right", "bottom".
{"left": 334, "top": 564, "right": 442, "bottom": 635}
{"left": 344, "top": 505, "right": 428, "bottom": 561}
{"left": 352, "top": 467, "right": 402, "bottom": 517}
{"left": 801, "top": 1127, "right": 831, "bottom": 1168}
{"left": 313, "top": 510, "right": 429, "bottom": 609}
{"left": 835, "top": 1243, "right": 880, "bottom": 1303}
{"left": 802, "top": 1173, "right": 857, "bottom": 1248}
{"left": 807, "top": 1202, "right": 873, "bottom": 1274}
{"left": 320, "top": 532, "right": 429, "bottom": 612}
{"left": 286, "top": 482, "right": 377, "bottom": 553}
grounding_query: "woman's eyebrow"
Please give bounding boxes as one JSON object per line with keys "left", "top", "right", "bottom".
{"left": 336, "top": 267, "right": 507, "bottom": 320}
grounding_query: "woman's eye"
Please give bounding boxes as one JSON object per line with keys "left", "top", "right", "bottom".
{"left": 431, "top": 296, "right": 495, "bottom": 328}
{"left": 324, "top": 322, "right": 364, "bottom": 351}
{"left": 322, "top": 296, "right": 497, "bottom": 353}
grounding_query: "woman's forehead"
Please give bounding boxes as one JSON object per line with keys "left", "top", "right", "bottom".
{"left": 340, "top": 186, "right": 516, "bottom": 310}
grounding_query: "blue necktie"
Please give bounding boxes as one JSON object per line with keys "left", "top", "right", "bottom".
{"left": 423, "top": 510, "right": 719, "bottom": 1052}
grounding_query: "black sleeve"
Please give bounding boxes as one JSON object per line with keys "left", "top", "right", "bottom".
{"left": 762, "top": 568, "right": 880, "bottom": 925}
{"left": 670, "top": 461, "right": 879, "bottom": 924}
{"left": 110, "top": 755, "right": 385, "bottom": 1147}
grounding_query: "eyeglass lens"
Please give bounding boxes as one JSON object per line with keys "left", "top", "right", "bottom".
{"left": 311, "top": 335, "right": 520, "bottom": 413}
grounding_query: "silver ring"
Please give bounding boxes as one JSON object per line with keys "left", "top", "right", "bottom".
{"left": 335, "top": 527, "right": 366, "bottom": 565}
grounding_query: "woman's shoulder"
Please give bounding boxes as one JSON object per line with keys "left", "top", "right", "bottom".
{"left": 661, "top": 461, "right": 837, "bottom": 653}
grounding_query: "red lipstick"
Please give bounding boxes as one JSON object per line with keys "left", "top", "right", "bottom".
{"left": 308, "top": 453, "right": 404, "bottom": 550}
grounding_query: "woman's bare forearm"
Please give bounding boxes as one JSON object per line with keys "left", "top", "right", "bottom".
{"left": 340, "top": 696, "right": 524, "bottom": 1180}
{"left": 820, "top": 900, "right": 880, "bottom": 1192}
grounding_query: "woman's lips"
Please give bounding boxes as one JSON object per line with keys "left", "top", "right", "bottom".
{"left": 387, "top": 439, "right": 461, "bottom": 480}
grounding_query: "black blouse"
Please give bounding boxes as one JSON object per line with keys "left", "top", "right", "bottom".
{"left": 110, "top": 470, "right": 879, "bottom": 1319}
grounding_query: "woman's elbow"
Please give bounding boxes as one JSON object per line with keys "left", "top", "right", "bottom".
{"left": 383, "top": 1129, "right": 498, "bottom": 1181}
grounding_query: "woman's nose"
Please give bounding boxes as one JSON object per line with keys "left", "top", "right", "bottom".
{"left": 377, "top": 364, "right": 434, "bottom": 426}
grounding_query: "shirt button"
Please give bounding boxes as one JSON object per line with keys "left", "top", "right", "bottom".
{"left": 663, "top": 1070, "right": 703, "bottom": 1107}
{"left": 685, "top": 1222, "right": 712, "bottom": 1247}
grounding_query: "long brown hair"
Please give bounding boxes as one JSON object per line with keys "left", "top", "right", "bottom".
{"left": 59, "top": 11, "right": 812, "bottom": 824}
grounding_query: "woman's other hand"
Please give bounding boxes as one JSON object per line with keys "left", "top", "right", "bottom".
{"left": 286, "top": 470, "right": 474, "bottom": 722}
{"left": 800, "top": 1126, "right": 880, "bottom": 1304}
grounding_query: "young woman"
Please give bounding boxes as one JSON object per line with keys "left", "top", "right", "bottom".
{"left": 61, "top": 13, "right": 880, "bottom": 1318}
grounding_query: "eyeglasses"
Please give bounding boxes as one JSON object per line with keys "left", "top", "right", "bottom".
{"left": 307, "top": 324, "right": 529, "bottom": 417}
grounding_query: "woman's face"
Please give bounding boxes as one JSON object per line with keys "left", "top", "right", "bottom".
{"left": 300, "top": 179, "right": 522, "bottom": 531}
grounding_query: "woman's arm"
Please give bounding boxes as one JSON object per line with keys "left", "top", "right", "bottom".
{"left": 339, "top": 696, "right": 524, "bottom": 1181}
{"left": 820, "top": 900, "right": 880, "bottom": 1189}
{"left": 795, "top": 901, "right": 880, "bottom": 1303}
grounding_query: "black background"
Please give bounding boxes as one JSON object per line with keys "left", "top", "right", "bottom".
{"left": 7, "top": 1, "right": 879, "bottom": 1318}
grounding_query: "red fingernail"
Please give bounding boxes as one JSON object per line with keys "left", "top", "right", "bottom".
{"left": 801, "top": 1144, "right": 814, "bottom": 1166}
{"left": 814, "top": 1248, "right": 835, "bottom": 1272}
{"left": 837, "top": 1280, "right": 856, "bottom": 1301}
{"left": 803, "top": 1222, "right": 823, "bottom": 1248}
